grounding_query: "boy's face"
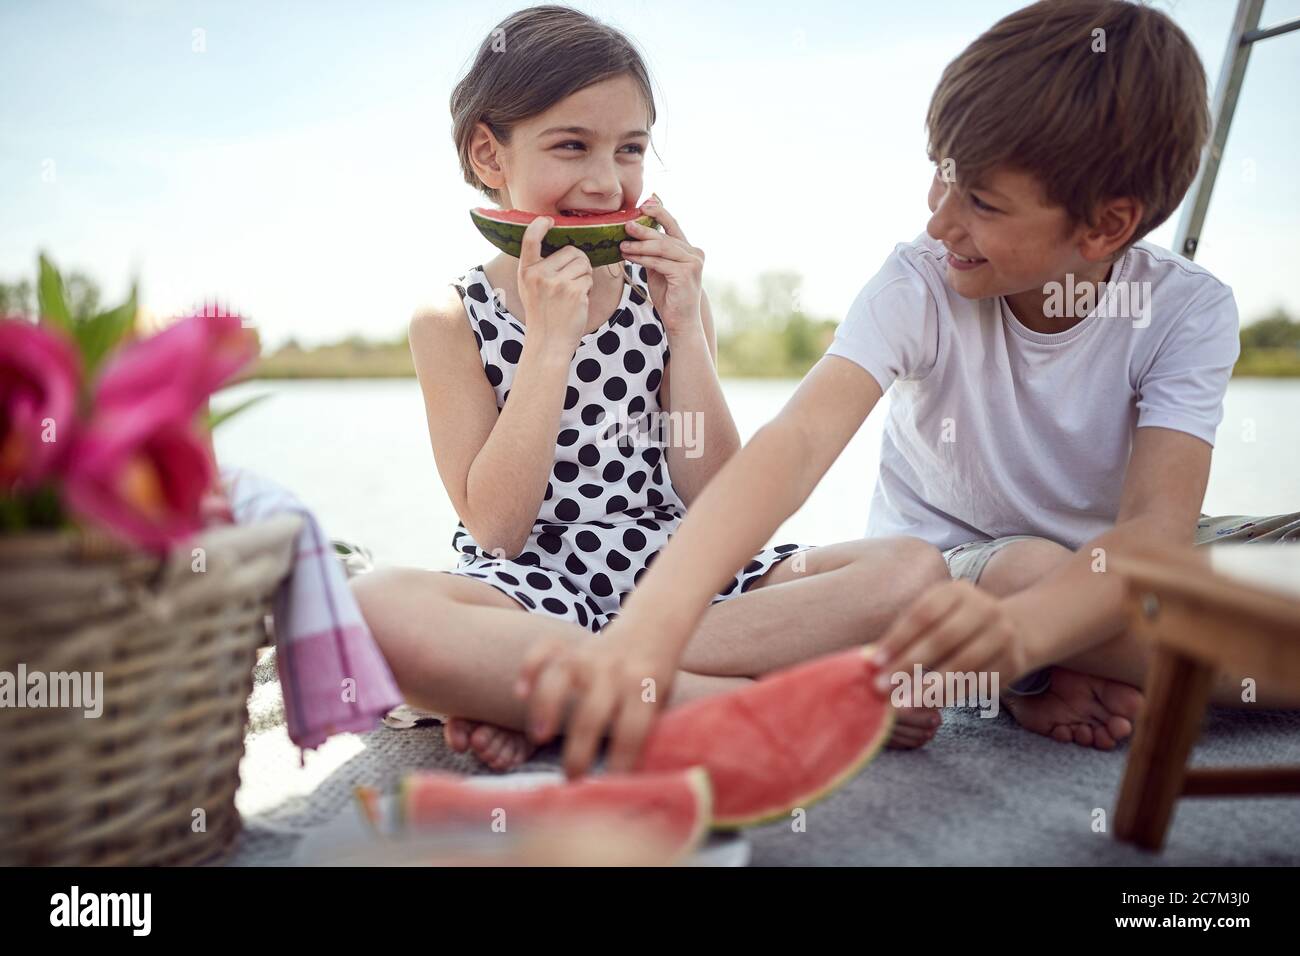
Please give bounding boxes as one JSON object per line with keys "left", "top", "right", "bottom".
{"left": 490, "top": 75, "right": 650, "bottom": 216}
{"left": 925, "top": 165, "right": 1096, "bottom": 301}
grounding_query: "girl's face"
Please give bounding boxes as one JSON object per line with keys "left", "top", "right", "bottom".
{"left": 476, "top": 74, "right": 651, "bottom": 215}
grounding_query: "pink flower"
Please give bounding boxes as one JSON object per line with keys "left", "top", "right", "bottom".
{"left": 64, "top": 399, "right": 215, "bottom": 552}
{"left": 0, "top": 317, "right": 82, "bottom": 489}
{"left": 95, "top": 312, "right": 256, "bottom": 417}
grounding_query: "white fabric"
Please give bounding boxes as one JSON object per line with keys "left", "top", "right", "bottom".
{"left": 825, "top": 233, "right": 1240, "bottom": 551}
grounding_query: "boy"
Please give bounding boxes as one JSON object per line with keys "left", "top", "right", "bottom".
{"left": 516, "top": 0, "right": 1299, "bottom": 777}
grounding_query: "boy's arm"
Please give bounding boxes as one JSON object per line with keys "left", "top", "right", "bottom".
{"left": 1005, "top": 425, "right": 1210, "bottom": 667}
{"left": 873, "top": 426, "right": 1211, "bottom": 689}
{"left": 518, "top": 354, "right": 884, "bottom": 776}
{"left": 623, "top": 353, "right": 883, "bottom": 638}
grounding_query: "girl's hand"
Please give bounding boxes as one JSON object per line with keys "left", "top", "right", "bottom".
{"left": 517, "top": 215, "right": 593, "bottom": 347}
{"left": 621, "top": 196, "right": 705, "bottom": 337}
{"left": 515, "top": 618, "right": 678, "bottom": 779}
{"left": 870, "top": 580, "right": 1032, "bottom": 698}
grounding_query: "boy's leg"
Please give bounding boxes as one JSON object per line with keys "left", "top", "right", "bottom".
{"left": 961, "top": 537, "right": 1145, "bottom": 749}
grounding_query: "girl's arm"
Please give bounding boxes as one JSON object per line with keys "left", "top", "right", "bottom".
{"left": 655, "top": 289, "right": 742, "bottom": 506}
{"left": 411, "top": 219, "right": 592, "bottom": 557}
{"left": 518, "top": 354, "right": 885, "bottom": 777}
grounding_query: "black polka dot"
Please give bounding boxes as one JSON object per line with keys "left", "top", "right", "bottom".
{"left": 607, "top": 550, "right": 631, "bottom": 572}
{"left": 646, "top": 368, "right": 662, "bottom": 391}
{"left": 559, "top": 577, "right": 580, "bottom": 596}
{"left": 542, "top": 597, "right": 567, "bottom": 615}
{"left": 555, "top": 498, "right": 580, "bottom": 521}
{"left": 485, "top": 364, "right": 503, "bottom": 386}
{"left": 578, "top": 444, "right": 601, "bottom": 467}
{"left": 623, "top": 528, "right": 647, "bottom": 551}
{"left": 744, "top": 559, "right": 764, "bottom": 574}
{"left": 603, "top": 377, "right": 627, "bottom": 401}
{"left": 566, "top": 554, "right": 589, "bottom": 575}
{"left": 565, "top": 386, "right": 579, "bottom": 410}
{"left": 478, "top": 320, "right": 498, "bottom": 341}
{"left": 642, "top": 447, "right": 661, "bottom": 467}
{"left": 575, "top": 604, "right": 588, "bottom": 627}
{"left": 652, "top": 463, "right": 664, "bottom": 484}
{"left": 582, "top": 404, "right": 606, "bottom": 426}
{"left": 472, "top": 331, "right": 482, "bottom": 349}
{"left": 537, "top": 533, "right": 563, "bottom": 554}
{"left": 597, "top": 330, "right": 620, "bottom": 354}
{"left": 526, "top": 572, "right": 554, "bottom": 590}
{"left": 544, "top": 481, "right": 554, "bottom": 500}
{"left": 637, "top": 518, "right": 660, "bottom": 531}
{"left": 627, "top": 471, "right": 647, "bottom": 493}
{"left": 513, "top": 591, "right": 536, "bottom": 609}
{"left": 500, "top": 339, "right": 522, "bottom": 363}
{"left": 605, "top": 495, "right": 628, "bottom": 514}
{"left": 577, "top": 358, "right": 602, "bottom": 382}
{"left": 590, "top": 573, "right": 613, "bottom": 597}
{"left": 575, "top": 531, "right": 601, "bottom": 553}
{"left": 467, "top": 282, "right": 489, "bottom": 302}
{"left": 602, "top": 461, "right": 624, "bottom": 482}
{"left": 629, "top": 286, "right": 646, "bottom": 305}
{"left": 628, "top": 396, "right": 646, "bottom": 416}
{"left": 639, "top": 324, "right": 662, "bottom": 346}
{"left": 647, "top": 489, "right": 664, "bottom": 506}
{"left": 579, "top": 483, "right": 603, "bottom": 498}
{"left": 614, "top": 307, "right": 635, "bottom": 327}
{"left": 719, "top": 578, "right": 738, "bottom": 596}
{"left": 557, "top": 429, "right": 579, "bottom": 446}
{"left": 618, "top": 437, "right": 636, "bottom": 458}
{"left": 515, "top": 551, "right": 542, "bottom": 566}
{"left": 623, "top": 350, "right": 646, "bottom": 373}
{"left": 554, "top": 461, "right": 579, "bottom": 482}
{"left": 497, "top": 572, "right": 520, "bottom": 586}
{"left": 776, "top": 543, "right": 801, "bottom": 553}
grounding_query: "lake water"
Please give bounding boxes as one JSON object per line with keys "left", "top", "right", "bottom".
{"left": 215, "top": 377, "right": 1300, "bottom": 570}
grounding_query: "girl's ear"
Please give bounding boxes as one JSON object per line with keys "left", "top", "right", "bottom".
{"left": 469, "top": 121, "right": 508, "bottom": 192}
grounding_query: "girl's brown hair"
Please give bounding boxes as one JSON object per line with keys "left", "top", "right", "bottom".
{"left": 927, "top": 0, "right": 1209, "bottom": 247}
{"left": 451, "top": 5, "right": 658, "bottom": 206}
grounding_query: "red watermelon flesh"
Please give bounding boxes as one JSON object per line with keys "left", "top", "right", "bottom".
{"left": 399, "top": 767, "right": 712, "bottom": 862}
{"left": 636, "top": 646, "right": 894, "bottom": 827}
{"left": 473, "top": 205, "right": 647, "bottom": 227}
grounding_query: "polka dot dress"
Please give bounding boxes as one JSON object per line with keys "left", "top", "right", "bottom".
{"left": 442, "top": 260, "right": 812, "bottom": 632}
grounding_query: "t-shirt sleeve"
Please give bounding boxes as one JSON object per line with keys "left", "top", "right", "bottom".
{"left": 824, "top": 248, "right": 941, "bottom": 392}
{"left": 1135, "top": 283, "right": 1240, "bottom": 446}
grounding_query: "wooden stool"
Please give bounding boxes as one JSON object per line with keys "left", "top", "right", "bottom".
{"left": 1111, "top": 544, "right": 1300, "bottom": 851}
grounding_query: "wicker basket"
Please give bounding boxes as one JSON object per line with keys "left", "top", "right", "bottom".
{"left": 0, "top": 513, "right": 302, "bottom": 866}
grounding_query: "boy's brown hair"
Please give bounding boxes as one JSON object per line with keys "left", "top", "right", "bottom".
{"left": 451, "top": 5, "right": 657, "bottom": 206}
{"left": 926, "top": 0, "right": 1209, "bottom": 246}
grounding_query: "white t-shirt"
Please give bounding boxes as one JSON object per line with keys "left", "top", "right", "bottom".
{"left": 825, "top": 233, "right": 1240, "bottom": 551}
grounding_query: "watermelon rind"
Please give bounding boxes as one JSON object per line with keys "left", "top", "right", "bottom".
{"left": 470, "top": 207, "right": 661, "bottom": 267}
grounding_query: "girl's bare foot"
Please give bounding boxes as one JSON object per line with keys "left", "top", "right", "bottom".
{"left": 886, "top": 705, "right": 942, "bottom": 749}
{"left": 1001, "top": 666, "right": 1144, "bottom": 750}
{"left": 443, "top": 717, "right": 536, "bottom": 771}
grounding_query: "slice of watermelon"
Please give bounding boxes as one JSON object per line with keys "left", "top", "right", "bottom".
{"left": 636, "top": 646, "right": 895, "bottom": 828}
{"left": 398, "top": 767, "right": 712, "bottom": 863}
{"left": 470, "top": 205, "right": 661, "bottom": 267}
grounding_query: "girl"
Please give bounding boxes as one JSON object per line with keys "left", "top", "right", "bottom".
{"left": 351, "top": 5, "right": 947, "bottom": 773}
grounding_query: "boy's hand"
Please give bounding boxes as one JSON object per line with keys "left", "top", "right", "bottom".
{"left": 515, "top": 620, "right": 678, "bottom": 779}
{"left": 620, "top": 196, "right": 704, "bottom": 337}
{"left": 870, "top": 580, "right": 1032, "bottom": 696}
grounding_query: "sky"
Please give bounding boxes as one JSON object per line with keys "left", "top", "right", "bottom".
{"left": 2, "top": 0, "right": 1298, "bottom": 348}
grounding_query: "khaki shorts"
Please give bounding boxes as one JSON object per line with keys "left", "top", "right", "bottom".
{"left": 939, "top": 511, "right": 1300, "bottom": 696}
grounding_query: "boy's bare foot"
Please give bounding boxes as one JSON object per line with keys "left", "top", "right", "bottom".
{"left": 1001, "top": 667, "right": 1144, "bottom": 750}
{"left": 443, "top": 717, "right": 537, "bottom": 771}
{"left": 886, "top": 706, "right": 942, "bottom": 750}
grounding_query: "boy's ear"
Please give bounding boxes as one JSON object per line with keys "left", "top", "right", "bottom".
{"left": 468, "top": 121, "right": 507, "bottom": 191}
{"left": 1078, "top": 196, "right": 1144, "bottom": 262}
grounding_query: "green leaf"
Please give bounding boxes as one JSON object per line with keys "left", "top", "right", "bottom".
{"left": 37, "top": 253, "right": 72, "bottom": 333}
{"left": 75, "top": 282, "right": 138, "bottom": 376}
{"left": 206, "top": 392, "right": 271, "bottom": 431}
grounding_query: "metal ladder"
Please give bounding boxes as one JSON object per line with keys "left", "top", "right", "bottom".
{"left": 1174, "top": 0, "right": 1300, "bottom": 260}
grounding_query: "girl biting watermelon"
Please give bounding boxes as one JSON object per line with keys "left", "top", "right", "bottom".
{"left": 351, "top": 5, "right": 949, "bottom": 773}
